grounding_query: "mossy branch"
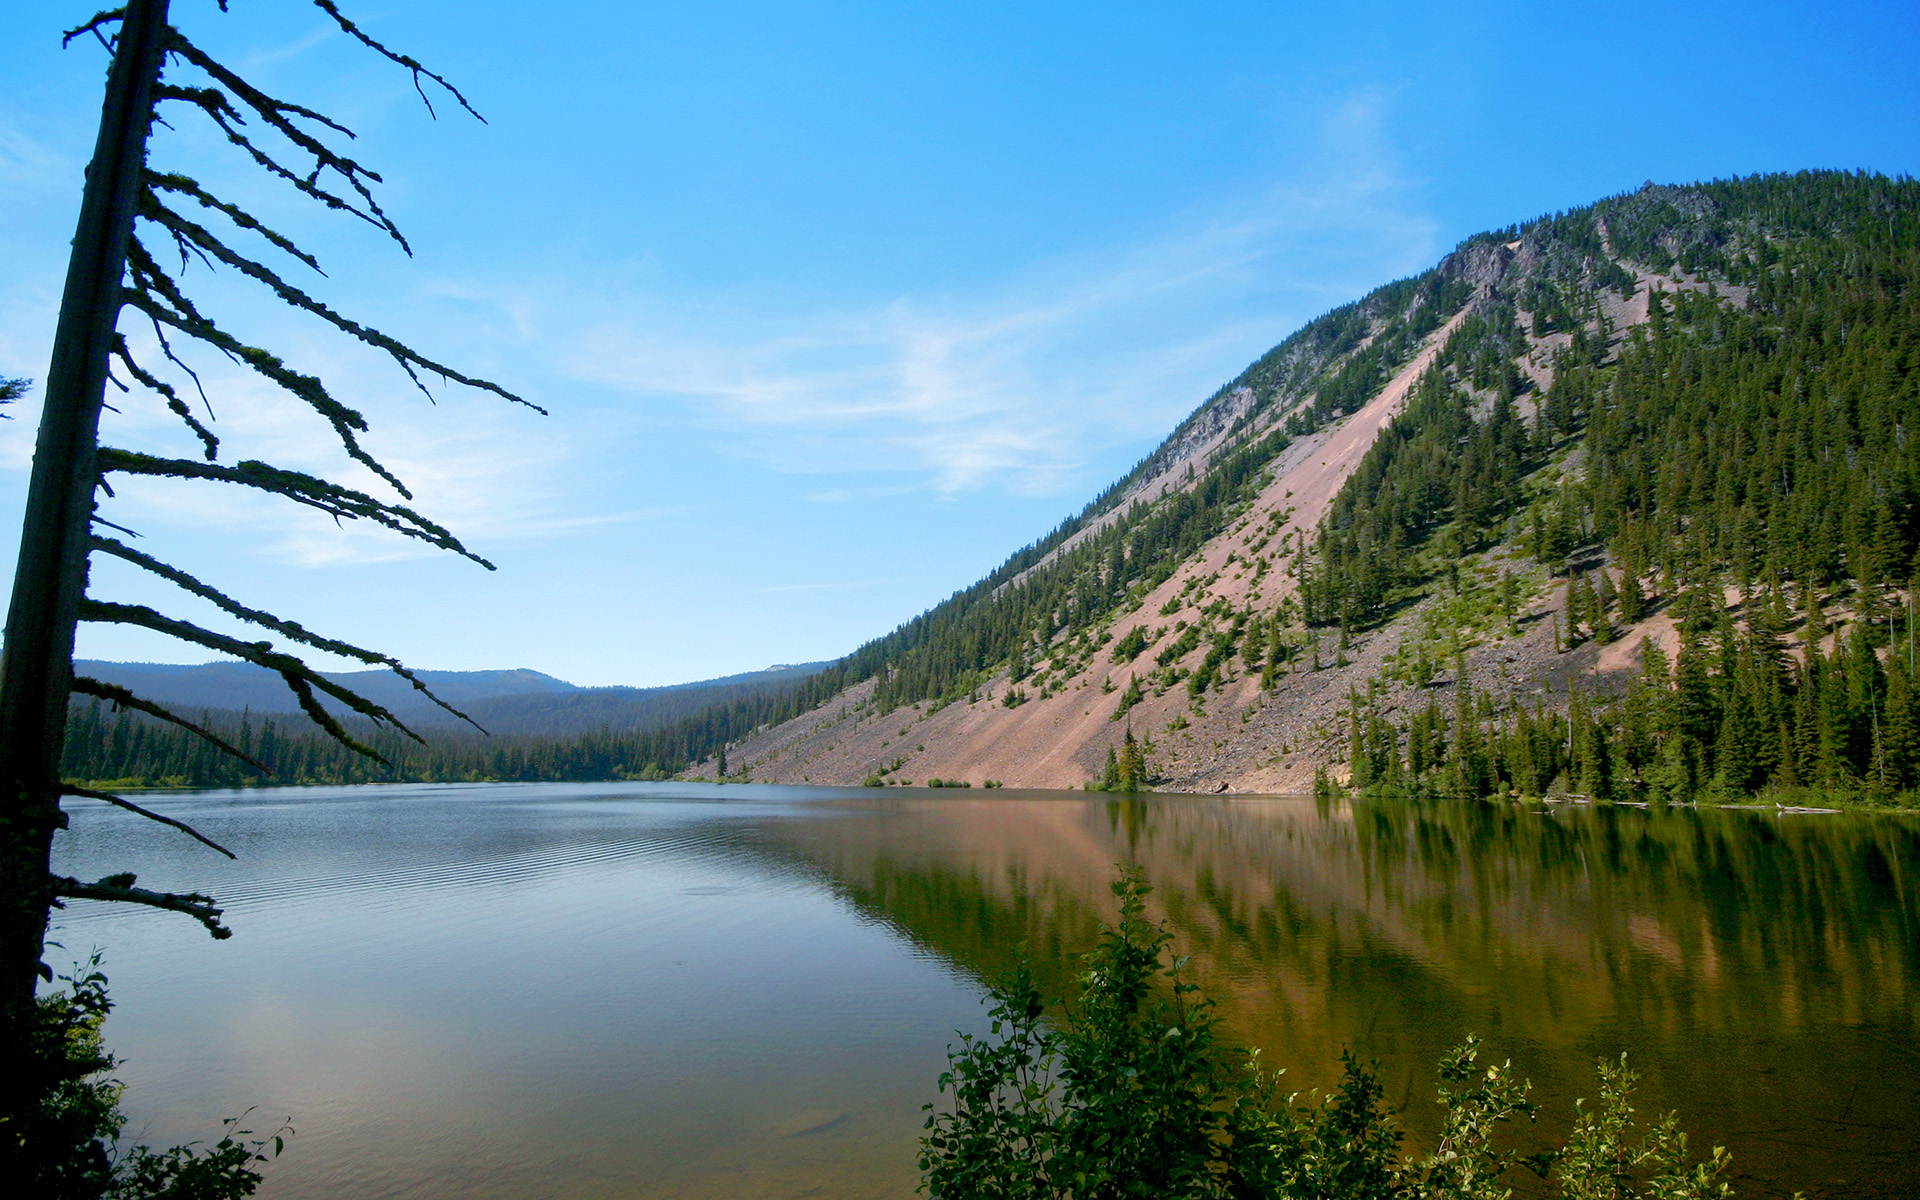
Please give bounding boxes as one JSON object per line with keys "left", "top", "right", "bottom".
{"left": 159, "top": 29, "right": 408, "bottom": 252}
{"left": 139, "top": 195, "right": 544, "bottom": 415}
{"left": 124, "top": 240, "right": 411, "bottom": 496}
{"left": 60, "top": 784, "right": 237, "bottom": 859}
{"left": 52, "top": 873, "right": 230, "bottom": 939}
{"left": 312, "top": 0, "right": 486, "bottom": 123}
{"left": 96, "top": 448, "right": 492, "bottom": 567}
{"left": 71, "top": 676, "right": 270, "bottom": 773}
{"left": 148, "top": 170, "right": 322, "bottom": 273}
{"left": 272, "top": 670, "right": 392, "bottom": 764}
{"left": 91, "top": 533, "right": 485, "bottom": 732}
{"left": 112, "top": 333, "right": 217, "bottom": 459}
{"left": 77, "top": 599, "right": 423, "bottom": 763}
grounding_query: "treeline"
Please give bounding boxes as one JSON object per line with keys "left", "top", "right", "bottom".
{"left": 1350, "top": 615, "right": 1920, "bottom": 805}
{"left": 60, "top": 675, "right": 840, "bottom": 786}
{"left": 1307, "top": 172, "right": 1917, "bottom": 628}
{"left": 1330, "top": 169, "right": 1920, "bottom": 802}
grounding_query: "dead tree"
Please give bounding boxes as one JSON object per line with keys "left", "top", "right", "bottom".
{"left": 0, "top": 0, "right": 539, "bottom": 1077}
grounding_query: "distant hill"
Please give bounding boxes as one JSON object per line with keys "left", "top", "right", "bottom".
{"left": 454, "top": 664, "right": 833, "bottom": 736}
{"left": 72, "top": 658, "right": 829, "bottom": 736}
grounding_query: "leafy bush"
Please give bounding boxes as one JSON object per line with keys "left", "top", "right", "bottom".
{"left": 922, "top": 871, "right": 1732, "bottom": 1199}
{"left": 5, "top": 958, "right": 288, "bottom": 1200}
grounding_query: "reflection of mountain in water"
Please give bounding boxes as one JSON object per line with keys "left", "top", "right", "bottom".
{"left": 767, "top": 794, "right": 1920, "bottom": 1200}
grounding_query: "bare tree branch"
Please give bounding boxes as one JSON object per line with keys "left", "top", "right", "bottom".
{"left": 92, "top": 534, "right": 486, "bottom": 731}
{"left": 139, "top": 195, "right": 544, "bottom": 415}
{"left": 61, "top": 9, "right": 124, "bottom": 54}
{"left": 89, "top": 514, "right": 145, "bottom": 539}
{"left": 60, "top": 784, "right": 236, "bottom": 858}
{"left": 312, "top": 0, "right": 486, "bottom": 123}
{"left": 137, "top": 301, "right": 216, "bottom": 417}
{"left": 52, "top": 872, "right": 230, "bottom": 939}
{"left": 71, "top": 676, "right": 270, "bottom": 772}
{"left": 78, "top": 599, "right": 423, "bottom": 760}
{"left": 112, "top": 333, "right": 217, "bottom": 458}
{"left": 97, "top": 448, "right": 493, "bottom": 567}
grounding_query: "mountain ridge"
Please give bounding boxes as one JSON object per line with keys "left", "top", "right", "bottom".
{"left": 71, "top": 658, "right": 830, "bottom": 736}
{"left": 697, "top": 171, "right": 1920, "bottom": 800}
{"left": 61, "top": 170, "right": 1920, "bottom": 799}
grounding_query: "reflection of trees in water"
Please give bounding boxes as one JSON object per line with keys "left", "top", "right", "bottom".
{"left": 772, "top": 796, "right": 1920, "bottom": 1197}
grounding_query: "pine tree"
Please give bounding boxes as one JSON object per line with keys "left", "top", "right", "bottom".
{"left": 1717, "top": 692, "right": 1763, "bottom": 794}
{"left": 1451, "top": 678, "right": 1492, "bottom": 797}
{"left": 1617, "top": 570, "right": 1645, "bottom": 626}
{"left": 1884, "top": 659, "right": 1918, "bottom": 792}
{"left": 1589, "top": 576, "right": 1616, "bottom": 645}
{"left": 1348, "top": 698, "right": 1370, "bottom": 789}
{"left": 1672, "top": 634, "right": 1719, "bottom": 768}
{"left": 1119, "top": 727, "right": 1148, "bottom": 791}
{"left": 1240, "top": 612, "right": 1267, "bottom": 673}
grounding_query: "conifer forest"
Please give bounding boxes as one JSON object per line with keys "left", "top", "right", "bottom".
{"left": 66, "top": 170, "right": 1920, "bottom": 807}
{"left": 15, "top": 1, "right": 1920, "bottom": 1197}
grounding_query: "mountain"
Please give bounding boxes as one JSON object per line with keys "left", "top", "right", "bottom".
{"left": 71, "top": 659, "right": 829, "bottom": 735}
{"left": 74, "top": 660, "right": 577, "bottom": 719}
{"left": 448, "top": 663, "right": 833, "bottom": 736}
{"left": 63, "top": 171, "right": 1920, "bottom": 800}
{"left": 697, "top": 171, "right": 1920, "bottom": 800}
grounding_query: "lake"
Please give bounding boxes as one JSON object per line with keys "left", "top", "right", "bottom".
{"left": 47, "top": 783, "right": 1920, "bottom": 1199}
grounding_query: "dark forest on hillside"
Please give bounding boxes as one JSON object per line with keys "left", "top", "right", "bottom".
{"left": 66, "top": 171, "right": 1920, "bottom": 801}
{"left": 1344, "top": 172, "right": 1920, "bottom": 803}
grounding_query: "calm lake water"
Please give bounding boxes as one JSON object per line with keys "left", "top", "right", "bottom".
{"left": 47, "top": 783, "right": 1920, "bottom": 1199}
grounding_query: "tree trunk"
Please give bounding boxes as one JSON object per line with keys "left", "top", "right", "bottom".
{"left": 0, "top": 0, "right": 170, "bottom": 1022}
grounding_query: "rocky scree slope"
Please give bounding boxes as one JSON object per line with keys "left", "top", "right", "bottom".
{"left": 703, "top": 173, "right": 1920, "bottom": 798}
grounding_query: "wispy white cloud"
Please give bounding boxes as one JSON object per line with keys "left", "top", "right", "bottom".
{"left": 3, "top": 82, "right": 1438, "bottom": 590}
{"left": 742, "top": 578, "right": 903, "bottom": 594}
{"left": 80, "top": 311, "right": 609, "bottom": 569}
{"left": 557, "top": 86, "right": 1438, "bottom": 498}
{"left": 237, "top": 20, "right": 341, "bottom": 73}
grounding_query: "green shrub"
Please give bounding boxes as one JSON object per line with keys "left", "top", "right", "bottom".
{"left": 5, "top": 958, "right": 288, "bottom": 1200}
{"left": 922, "top": 871, "right": 1732, "bottom": 1200}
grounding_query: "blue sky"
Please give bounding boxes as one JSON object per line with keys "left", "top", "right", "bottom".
{"left": 1, "top": 0, "right": 1915, "bottom": 687}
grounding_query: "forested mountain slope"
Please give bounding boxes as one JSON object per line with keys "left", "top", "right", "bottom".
{"left": 715, "top": 170, "right": 1920, "bottom": 802}
{"left": 66, "top": 171, "right": 1920, "bottom": 797}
